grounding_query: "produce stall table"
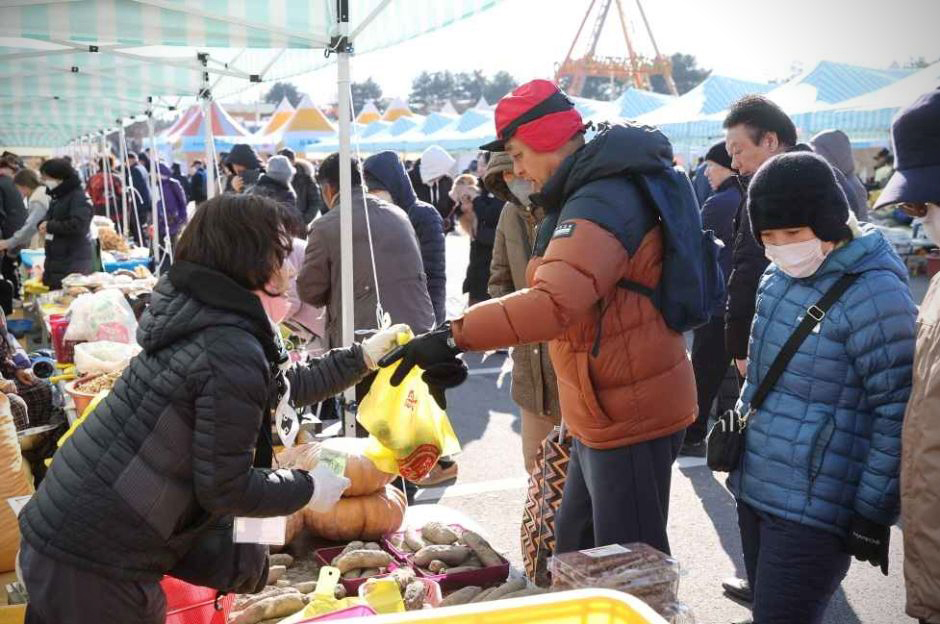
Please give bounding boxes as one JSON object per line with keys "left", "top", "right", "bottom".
{"left": 17, "top": 249, "right": 153, "bottom": 274}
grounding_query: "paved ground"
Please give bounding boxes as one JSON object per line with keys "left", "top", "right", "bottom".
{"left": 422, "top": 232, "right": 919, "bottom": 624}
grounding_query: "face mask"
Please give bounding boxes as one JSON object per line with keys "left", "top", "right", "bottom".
{"left": 43, "top": 178, "right": 60, "bottom": 190}
{"left": 922, "top": 205, "right": 940, "bottom": 245}
{"left": 256, "top": 291, "right": 292, "bottom": 324}
{"left": 507, "top": 177, "right": 534, "bottom": 206}
{"left": 764, "top": 238, "right": 828, "bottom": 279}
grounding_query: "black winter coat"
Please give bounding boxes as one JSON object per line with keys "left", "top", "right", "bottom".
{"left": 293, "top": 169, "right": 324, "bottom": 225}
{"left": 363, "top": 152, "right": 447, "bottom": 325}
{"left": 42, "top": 177, "right": 93, "bottom": 289}
{"left": 0, "top": 174, "right": 27, "bottom": 240}
{"left": 409, "top": 161, "right": 454, "bottom": 225}
{"left": 19, "top": 262, "right": 370, "bottom": 582}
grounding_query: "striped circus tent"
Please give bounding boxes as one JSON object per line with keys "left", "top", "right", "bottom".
{"left": 356, "top": 101, "right": 382, "bottom": 124}
{"left": 382, "top": 97, "right": 413, "bottom": 122}
{"left": 175, "top": 101, "right": 252, "bottom": 152}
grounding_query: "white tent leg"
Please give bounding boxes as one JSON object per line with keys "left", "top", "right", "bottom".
{"left": 336, "top": 9, "right": 356, "bottom": 437}
{"left": 118, "top": 121, "right": 130, "bottom": 239}
{"left": 200, "top": 55, "right": 217, "bottom": 200}
{"left": 146, "top": 111, "right": 160, "bottom": 274}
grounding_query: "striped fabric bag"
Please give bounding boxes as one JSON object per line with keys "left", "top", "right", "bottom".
{"left": 520, "top": 423, "right": 570, "bottom": 587}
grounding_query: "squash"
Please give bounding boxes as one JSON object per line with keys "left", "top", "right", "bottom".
{"left": 304, "top": 485, "right": 406, "bottom": 541}
{"left": 284, "top": 510, "right": 305, "bottom": 545}
{"left": 277, "top": 439, "right": 395, "bottom": 497}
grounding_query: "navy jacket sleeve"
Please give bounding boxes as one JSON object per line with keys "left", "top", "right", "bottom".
{"left": 725, "top": 199, "right": 769, "bottom": 360}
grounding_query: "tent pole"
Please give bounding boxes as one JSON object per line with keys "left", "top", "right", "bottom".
{"left": 199, "top": 53, "right": 217, "bottom": 200}
{"left": 117, "top": 121, "right": 131, "bottom": 241}
{"left": 146, "top": 101, "right": 160, "bottom": 274}
{"left": 335, "top": 0, "right": 356, "bottom": 437}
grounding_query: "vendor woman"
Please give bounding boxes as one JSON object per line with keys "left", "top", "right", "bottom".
{"left": 17, "top": 195, "right": 409, "bottom": 624}
{"left": 36, "top": 158, "right": 94, "bottom": 289}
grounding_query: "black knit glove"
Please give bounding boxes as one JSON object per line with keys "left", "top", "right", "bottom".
{"left": 847, "top": 515, "right": 890, "bottom": 576}
{"left": 381, "top": 323, "right": 462, "bottom": 386}
{"left": 421, "top": 360, "right": 469, "bottom": 409}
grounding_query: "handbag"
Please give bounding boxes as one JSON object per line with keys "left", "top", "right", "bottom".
{"left": 707, "top": 273, "right": 860, "bottom": 472}
{"left": 520, "top": 422, "right": 571, "bottom": 587}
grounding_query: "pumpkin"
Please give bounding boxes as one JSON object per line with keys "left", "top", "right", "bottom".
{"left": 279, "top": 439, "right": 395, "bottom": 497}
{"left": 304, "top": 485, "right": 406, "bottom": 542}
{"left": 284, "top": 510, "right": 305, "bottom": 545}
{"left": 321, "top": 437, "right": 396, "bottom": 496}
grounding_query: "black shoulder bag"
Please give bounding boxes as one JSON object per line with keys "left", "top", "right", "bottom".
{"left": 707, "top": 273, "right": 859, "bottom": 472}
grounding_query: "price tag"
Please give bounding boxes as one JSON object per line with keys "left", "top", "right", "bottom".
{"left": 233, "top": 515, "right": 287, "bottom": 546}
{"left": 579, "top": 544, "right": 631, "bottom": 558}
{"left": 6, "top": 495, "right": 31, "bottom": 517}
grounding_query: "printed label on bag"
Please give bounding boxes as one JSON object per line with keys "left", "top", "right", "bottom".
{"left": 579, "top": 544, "right": 631, "bottom": 558}
{"left": 6, "top": 495, "right": 31, "bottom": 517}
{"left": 319, "top": 447, "right": 347, "bottom": 477}
{"left": 234, "top": 515, "right": 287, "bottom": 546}
{"left": 398, "top": 444, "right": 441, "bottom": 481}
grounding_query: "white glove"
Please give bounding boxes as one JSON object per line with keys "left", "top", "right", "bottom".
{"left": 362, "top": 323, "right": 411, "bottom": 370}
{"left": 307, "top": 463, "right": 351, "bottom": 513}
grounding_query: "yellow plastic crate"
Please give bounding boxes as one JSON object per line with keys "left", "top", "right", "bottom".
{"left": 341, "top": 589, "right": 667, "bottom": 624}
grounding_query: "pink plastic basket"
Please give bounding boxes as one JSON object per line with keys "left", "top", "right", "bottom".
{"left": 161, "top": 576, "right": 234, "bottom": 624}
{"left": 314, "top": 546, "right": 400, "bottom": 594}
{"left": 381, "top": 525, "right": 510, "bottom": 591}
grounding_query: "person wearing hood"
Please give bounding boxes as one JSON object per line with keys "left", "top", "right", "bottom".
{"left": 682, "top": 141, "right": 742, "bottom": 457}
{"left": 36, "top": 158, "right": 93, "bottom": 289}
{"left": 454, "top": 152, "right": 504, "bottom": 307}
{"left": 18, "top": 194, "right": 410, "bottom": 624}
{"left": 383, "top": 80, "right": 696, "bottom": 555}
{"left": 726, "top": 151, "right": 915, "bottom": 624}
{"left": 249, "top": 155, "right": 303, "bottom": 236}
{"left": 484, "top": 152, "right": 561, "bottom": 473}
{"left": 363, "top": 151, "right": 446, "bottom": 325}
{"left": 225, "top": 144, "right": 264, "bottom": 193}
{"left": 811, "top": 129, "right": 869, "bottom": 221}
{"left": 871, "top": 89, "right": 940, "bottom": 624}
{"left": 409, "top": 145, "right": 456, "bottom": 226}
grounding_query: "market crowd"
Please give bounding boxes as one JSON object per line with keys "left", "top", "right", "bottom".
{"left": 3, "top": 79, "right": 938, "bottom": 624}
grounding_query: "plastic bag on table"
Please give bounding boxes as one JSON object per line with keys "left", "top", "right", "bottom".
{"left": 73, "top": 341, "right": 141, "bottom": 375}
{"left": 356, "top": 361, "right": 461, "bottom": 481}
{"left": 64, "top": 289, "right": 138, "bottom": 343}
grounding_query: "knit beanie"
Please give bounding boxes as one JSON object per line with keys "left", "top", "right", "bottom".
{"left": 266, "top": 155, "right": 295, "bottom": 186}
{"left": 748, "top": 152, "right": 852, "bottom": 245}
{"left": 705, "top": 140, "right": 733, "bottom": 170}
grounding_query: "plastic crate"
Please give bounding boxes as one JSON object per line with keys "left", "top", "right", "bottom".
{"left": 103, "top": 257, "right": 153, "bottom": 273}
{"left": 313, "top": 546, "right": 401, "bottom": 594}
{"left": 161, "top": 576, "right": 234, "bottom": 624}
{"left": 330, "top": 588, "right": 667, "bottom": 623}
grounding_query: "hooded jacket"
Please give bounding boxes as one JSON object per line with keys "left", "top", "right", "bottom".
{"left": 452, "top": 124, "right": 697, "bottom": 449}
{"left": 19, "top": 262, "right": 369, "bottom": 582}
{"left": 292, "top": 162, "right": 324, "bottom": 225}
{"left": 363, "top": 151, "right": 446, "bottom": 325}
{"left": 725, "top": 144, "right": 865, "bottom": 360}
{"left": 409, "top": 154, "right": 454, "bottom": 223}
{"left": 226, "top": 145, "right": 264, "bottom": 189}
{"left": 156, "top": 163, "right": 189, "bottom": 238}
{"left": 250, "top": 174, "right": 301, "bottom": 225}
{"left": 297, "top": 187, "right": 435, "bottom": 348}
{"left": 901, "top": 273, "right": 940, "bottom": 623}
{"left": 811, "top": 129, "right": 869, "bottom": 221}
{"left": 729, "top": 226, "right": 915, "bottom": 537}
{"left": 0, "top": 174, "right": 27, "bottom": 240}
{"left": 42, "top": 175, "right": 93, "bottom": 289}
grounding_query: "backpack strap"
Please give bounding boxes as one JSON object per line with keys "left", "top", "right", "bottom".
{"left": 617, "top": 278, "right": 662, "bottom": 308}
{"left": 748, "top": 272, "right": 860, "bottom": 412}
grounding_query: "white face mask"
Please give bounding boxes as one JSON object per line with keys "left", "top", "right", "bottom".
{"left": 507, "top": 177, "right": 534, "bottom": 206}
{"left": 764, "top": 237, "right": 828, "bottom": 279}
{"left": 922, "top": 205, "right": 940, "bottom": 246}
{"left": 43, "top": 178, "right": 60, "bottom": 190}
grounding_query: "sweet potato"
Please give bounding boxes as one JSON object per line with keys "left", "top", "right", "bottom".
{"left": 413, "top": 545, "right": 470, "bottom": 567}
{"left": 439, "top": 586, "right": 482, "bottom": 607}
{"left": 359, "top": 567, "right": 381, "bottom": 578}
{"left": 275, "top": 580, "right": 291, "bottom": 588}
{"left": 390, "top": 567, "right": 417, "bottom": 592}
{"left": 333, "top": 549, "right": 393, "bottom": 574}
{"left": 501, "top": 587, "right": 549, "bottom": 600}
{"left": 428, "top": 560, "right": 447, "bottom": 574}
{"left": 460, "top": 530, "right": 503, "bottom": 567}
{"left": 266, "top": 565, "right": 287, "bottom": 585}
{"left": 233, "top": 587, "right": 300, "bottom": 612}
{"left": 421, "top": 522, "right": 459, "bottom": 545}
{"left": 269, "top": 553, "right": 294, "bottom": 568}
{"left": 292, "top": 581, "right": 317, "bottom": 594}
{"left": 470, "top": 587, "right": 497, "bottom": 603}
{"left": 230, "top": 593, "right": 308, "bottom": 624}
{"left": 341, "top": 568, "right": 363, "bottom": 579}
{"left": 363, "top": 542, "right": 381, "bottom": 551}
{"left": 487, "top": 578, "right": 527, "bottom": 600}
{"left": 404, "top": 528, "right": 428, "bottom": 552}
{"left": 404, "top": 580, "right": 426, "bottom": 611}
{"left": 440, "top": 565, "right": 480, "bottom": 574}
{"left": 331, "top": 541, "right": 365, "bottom": 565}
{"left": 464, "top": 555, "right": 484, "bottom": 568}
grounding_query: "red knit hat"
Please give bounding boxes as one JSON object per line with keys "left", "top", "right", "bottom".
{"left": 480, "top": 80, "right": 585, "bottom": 153}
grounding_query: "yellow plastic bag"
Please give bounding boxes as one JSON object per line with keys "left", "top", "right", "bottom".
{"left": 357, "top": 361, "right": 460, "bottom": 481}
{"left": 279, "top": 567, "right": 364, "bottom": 623}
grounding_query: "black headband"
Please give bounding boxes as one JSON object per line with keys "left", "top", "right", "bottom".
{"left": 499, "top": 91, "right": 575, "bottom": 141}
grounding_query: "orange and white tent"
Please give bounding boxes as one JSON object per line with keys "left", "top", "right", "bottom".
{"left": 356, "top": 100, "right": 381, "bottom": 124}
{"left": 381, "top": 97, "right": 413, "bottom": 122}
{"left": 279, "top": 94, "right": 337, "bottom": 150}
{"left": 258, "top": 97, "right": 296, "bottom": 137}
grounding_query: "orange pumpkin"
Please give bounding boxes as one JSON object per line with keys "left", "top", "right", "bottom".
{"left": 304, "top": 485, "right": 406, "bottom": 542}
{"left": 321, "top": 437, "right": 396, "bottom": 496}
{"left": 284, "top": 510, "right": 305, "bottom": 545}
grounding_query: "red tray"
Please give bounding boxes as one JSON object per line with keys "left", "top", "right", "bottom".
{"left": 161, "top": 576, "right": 234, "bottom": 624}
{"left": 313, "top": 546, "right": 400, "bottom": 594}
{"left": 381, "top": 525, "right": 510, "bottom": 591}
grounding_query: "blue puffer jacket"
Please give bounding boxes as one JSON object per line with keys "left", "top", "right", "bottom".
{"left": 363, "top": 151, "right": 447, "bottom": 325}
{"left": 728, "top": 225, "right": 916, "bottom": 536}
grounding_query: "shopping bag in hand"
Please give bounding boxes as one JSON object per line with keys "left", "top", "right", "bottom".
{"left": 357, "top": 361, "right": 460, "bottom": 481}
{"left": 521, "top": 423, "right": 570, "bottom": 587}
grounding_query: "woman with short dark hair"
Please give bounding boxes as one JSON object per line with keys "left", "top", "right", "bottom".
{"left": 37, "top": 158, "right": 93, "bottom": 288}
{"left": 18, "top": 194, "right": 409, "bottom": 624}
{"left": 0, "top": 168, "right": 48, "bottom": 252}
